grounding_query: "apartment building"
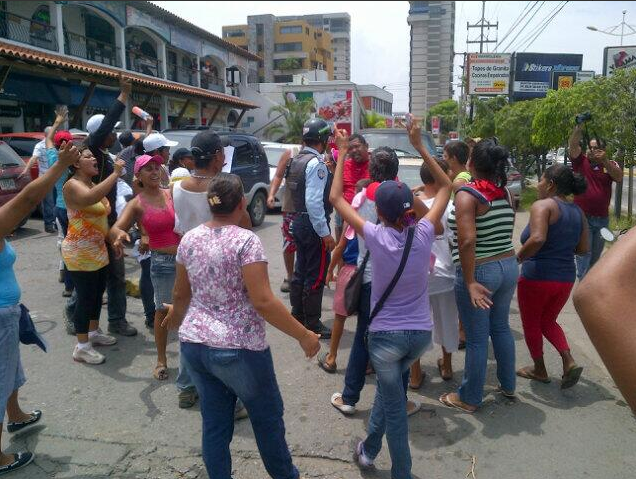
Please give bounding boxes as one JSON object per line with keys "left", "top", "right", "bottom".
{"left": 407, "top": 1, "right": 455, "bottom": 119}
{"left": 0, "top": 1, "right": 261, "bottom": 132}
{"left": 223, "top": 13, "right": 349, "bottom": 83}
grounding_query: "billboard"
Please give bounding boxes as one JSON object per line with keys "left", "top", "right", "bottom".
{"left": 287, "top": 90, "right": 353, "bottom": 133}
{"left": 550, "top": 71, "right": 576, "bottom": 90}
{"left": 431, "top": 116, "right": 440, "bottom": 135}
{"left": 467, "top": 53, "right": 511, "bottom": 95}
{"left": 603, "top": 46, "right": 636, "bottom": 76}
{"left": 511, "top": 53, "right": 583, "bottom": 101}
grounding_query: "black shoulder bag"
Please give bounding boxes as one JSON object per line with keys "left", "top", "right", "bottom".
{"left": 364, "top": 226, "right": 415, "bottom": 349}
{"left": 343, "top": 250, "right": 370, "bottom": 315}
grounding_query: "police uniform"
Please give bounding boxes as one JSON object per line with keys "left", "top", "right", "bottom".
{"left": 286, "top": 145, "right": 333, "bottom": 336}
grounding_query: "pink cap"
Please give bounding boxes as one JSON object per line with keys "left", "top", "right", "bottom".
{"left": 134, "top": 154, "right": 163, "bottom": 176}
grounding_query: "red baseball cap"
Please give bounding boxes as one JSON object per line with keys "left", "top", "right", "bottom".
{"left": 54, "top": 131, "right": 73, "bottom": 148}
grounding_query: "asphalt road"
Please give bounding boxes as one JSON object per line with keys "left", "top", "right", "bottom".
{"left": 4, "top": 212, "right": 635, "bottom": 479}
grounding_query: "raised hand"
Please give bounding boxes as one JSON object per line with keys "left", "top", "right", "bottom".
{"left": 57, "top": 141, "right": 80, "bottom": 168}
{"left": 407, "top": 114, "right": 423, "bottom": 150}
{"left": 54, "top": 105, "right": 69, "bottom": 124}
{"left": 113, "top": 158, "right": 126, "bottom": 176}
{"left": 119, "top": 75, "right": 132, "bottom": 96}
{"left": 334, "top": 127, "right": 349, "bottom": 152}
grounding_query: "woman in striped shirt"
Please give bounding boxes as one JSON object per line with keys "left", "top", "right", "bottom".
{"left": 441, "top": 138, "right": 517, "bottom": 413}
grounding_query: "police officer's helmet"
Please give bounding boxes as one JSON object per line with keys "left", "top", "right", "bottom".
{"left": 302, "top": 118, "right": 331, "bottom": 144}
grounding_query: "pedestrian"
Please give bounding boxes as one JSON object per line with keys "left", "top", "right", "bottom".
{"left": 118, "top": 116, "right": 154, "bottom": 188}
{"left": 168, "top": 147, "right": 194, "bottom": 183}
{"left": 62, "top": 146, "right": 125, "bottom": 365}
{"left": 85, "top": 75, "right": 136, "bottom": 337}
{"left": 442, "top": 138, "right": 518, "bottom": 413}
{"left": 410, "top": 158, "right": 458, "bottom": 387}
{"left": 329, "top": 121, "right": 452, "bottom": 479}
{"left": 286, "top": 118, "right": 336, "bottom": 339}
{"left": 163, "top": 172, "right": 320, "bottom": 479}
{"left": 142, "top": 132, "right": 177, "bottom": 188}
{"left": 0, "top": 140, "right": 78, "bottom": 476}
{"left": 516, "top": 164, "right": 589, "bottom": 388}
{"left": 567, "top": 123, "right": 622, "bottom": 279}
{"left": 110, "top": 154, "right": 181, "bottom": 381}
{"left": 267, "top": 148, "right": 296, "bottom": 292}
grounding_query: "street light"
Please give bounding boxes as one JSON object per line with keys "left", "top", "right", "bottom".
{"left": 587, "top": 10, "right": 636, "bottom": 46}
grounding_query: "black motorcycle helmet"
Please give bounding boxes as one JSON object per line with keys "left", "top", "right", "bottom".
{"left": 302, "top": 118, "right": 331, "bottom": 144}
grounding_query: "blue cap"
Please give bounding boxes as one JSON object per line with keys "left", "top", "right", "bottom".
{"left": 375, "top": 180, "right": 414, "bottom": 223}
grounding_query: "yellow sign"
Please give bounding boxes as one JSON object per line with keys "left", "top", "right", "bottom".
{"left": 493, "top": 80, "right": 506, "bottom": 89}
{"left": 558, "top": 77, "right": 574, "bottom": 89}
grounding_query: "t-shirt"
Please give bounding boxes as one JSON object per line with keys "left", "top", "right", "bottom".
{"left": 170, "top": 167, "right": 191, "bottom": 184}
{"left": 343, "top": 158, "right": 370, "bottom": 204}
{"left": 46, "top": 148, "right": 66, "bottom": 209}
{"left": 177, "top": 224, "right": 269, "bottom": 351}
{"left": 423, "top": 197, "right": 454, "bottom": 295}
{"left": 363, "top": 219, "right": 435, "bottom": 332}
{"left": 351, "top": 188, "right": 377, "bottom": 284}
{"left": 572, "top": 153, "right": 618, "bottom": 218}
{"left": 118, "top": 145, "right": 137, "bottom": 186}
{"left": 0, "top": 240, "right": 21, "bottom": 307}
{"left": 32, "top": 139, "right": 47, "bottom": 173}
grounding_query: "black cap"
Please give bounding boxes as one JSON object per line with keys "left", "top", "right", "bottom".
{"left": 191, "top": 130, "right": 228, "bottom": 158}
{"left": 119, "top": 130, "right": 135, "bottom": 147}
{"left": 375, "top": 181, "right": 414, "bottom": 223}
{"left": 172, "top": 147, "right": 193, "bottom": 162}
{"left": 302, "top": 118, "right": 331, "bottom": 143}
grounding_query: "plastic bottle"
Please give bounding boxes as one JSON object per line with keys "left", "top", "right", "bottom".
{"left": 132, "top": 106, "right": 152, "bottom": 121}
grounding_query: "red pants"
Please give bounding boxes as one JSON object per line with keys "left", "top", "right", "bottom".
{"left": 517, "top": 277, "right": 573, "bottom": 360}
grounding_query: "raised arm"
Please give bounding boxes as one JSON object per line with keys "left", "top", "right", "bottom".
{"left": 267, "top": 149, "right": 292, "bottom": 209}
{"left": 45, "top": 106, "right": 68, "bottom": 149}
{"left": 88, "top": 75, "right": 130, "bottom": 150}
{"left": 568, "top": 124, "right": 583, "bottom": 160}
{"left": 64, "top": 159, "right": 124, "bottom": 210}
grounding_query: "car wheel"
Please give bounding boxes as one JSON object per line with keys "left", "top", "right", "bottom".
{"left": 248, "top": 191, "right": 267, "bottom": 227}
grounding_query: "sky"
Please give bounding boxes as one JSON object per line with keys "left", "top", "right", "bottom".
{"left": 154, "top": 1, "right": 636, "bottom": 111}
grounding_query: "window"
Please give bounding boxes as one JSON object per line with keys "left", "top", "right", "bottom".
{"left": 5, "top": 138, "right": 38, "bottom": 157}
{"left": 274, "top": 42, "right": 302, "bottom": 52}
{"left": 305, "top": 27, "right": 309, "bottom": 35}
{"left": 274, "top": 74, "right": 293, "bottom": 82}
{"left": 225, "top": 30, "right": 245, "bottom": 38}
{"left": 280, "top": 25, "right": 302, "bottom": 34}
{"left": 256, "top": 24, "right": 264, "bottom": 36}
{"left": 230, "top": 139, "right": 255, "bottom": 168}
{"left": 273, "top": 58, "right": 303, "bottom": 69}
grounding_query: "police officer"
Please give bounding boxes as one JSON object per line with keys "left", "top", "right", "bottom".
{"left": 286, "top": 118, "right": 335, "bottom": 339}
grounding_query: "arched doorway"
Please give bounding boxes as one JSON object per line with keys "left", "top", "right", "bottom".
{"left": 62, "top": 3, "right": 118, "bottom": 66}
{"left": 125, "top": 27, "right": 160, "bottom": 77}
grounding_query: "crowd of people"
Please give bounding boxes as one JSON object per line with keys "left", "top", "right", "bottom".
{"left": 0, "top": 76, "right": 631, "bottom": 478}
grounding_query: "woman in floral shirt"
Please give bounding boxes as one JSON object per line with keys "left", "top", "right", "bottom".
{"left": 164, "top": 173, "right": 320, "bottom": 479}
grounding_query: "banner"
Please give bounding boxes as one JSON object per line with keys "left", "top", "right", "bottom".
{"left": 603, "top": 46, "right": 636, "bottom": 76}
{"left": 467, "top": 53, "right": 511, "bottom": 95}
{"left": 313, "top": 90, "right": 352, "bottom": 123}
{"left": 576, "top": 71, "right": 595, "bottom": 82}
{"left": 550, "top": 71, "right": 576, "bottom": 90}
{"left": 511, "top": 53, "right": 583, "bottom": 101}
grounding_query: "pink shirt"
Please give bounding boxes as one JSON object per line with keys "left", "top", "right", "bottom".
{"left": 177, "top": 224, "right": 268, "bottom": 351}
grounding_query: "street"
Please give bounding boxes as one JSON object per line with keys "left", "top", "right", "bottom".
{"left": 4, "top": 211, "right": 635, "bottom": 479}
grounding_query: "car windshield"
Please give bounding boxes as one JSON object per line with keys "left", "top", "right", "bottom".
{"left": 397, "top": 164, "right": 421, "bottom": 189}
{"left": 0, "top": 142, "right": 25, "bottom": 167}
{"left": 264, "top": 147, "right": 289, "bottom": 167}
{"left": 363, "top": 132, "right": 436, "bottom": 157}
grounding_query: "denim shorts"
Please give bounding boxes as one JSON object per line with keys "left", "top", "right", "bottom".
{"left": 0, "top": 304, "right": 26, "bottom": 420}
{"left": 150, "top": 251, "right": 176, "bottom": 311}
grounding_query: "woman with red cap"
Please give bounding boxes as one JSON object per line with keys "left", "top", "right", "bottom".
{"left": 110, "top": 155, "right": 181, "bottom": 381}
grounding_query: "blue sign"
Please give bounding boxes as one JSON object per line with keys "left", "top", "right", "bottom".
{"left": 511, "top": 52, "right": 583, "bottom": 101}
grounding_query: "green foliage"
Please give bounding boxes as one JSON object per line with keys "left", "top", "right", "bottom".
{"left": 610, "top": 214, "right": 636, "bottom": 233}
{"left": 362, "top": 110, "right": 387, "bottom": 128}
{"left": 519, "top": 186, "right": 538, "bottom": 212}
{"left": 466, "top": 96, "right": 508, "bottom": 139}
{"left": 263, "top": 96, "right": 314, "bottom": 143}
{"left": 426, "top": 99, "right": 458, "bottom": 134}
{"left": 279, "top": 58, "right": 302, "bottom": 70}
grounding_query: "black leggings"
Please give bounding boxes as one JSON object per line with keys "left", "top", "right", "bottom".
{"left": 68, "top": 267, "right": 108, "bottom": 334}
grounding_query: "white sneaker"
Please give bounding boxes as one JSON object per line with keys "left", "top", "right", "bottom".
{"left": 331, "top": 393, "right": 356, "bottom": 415}
{"left": 73, "top": 345, "right": 105, "bottom": 365}
{"left": 407, "top": 399, "right": 421, "bottom": 416}
{"left": 354, "top": 441, "right": 374, "bottom": 469}
{"left": 89, "top": 329, "right": 117, "bottom": 346}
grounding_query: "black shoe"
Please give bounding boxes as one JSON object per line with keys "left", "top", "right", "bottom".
{"left": 107, "top": 321, "right": 138, "bottom": 336}
{"left": 44, "top": 224, "right": 57, "bottom": 234}
{"left": 312, "top": 323, "right": 332, "bottom": 340}
{"left": 0, "top": 452, "right": 34, "bottom": 476}
{"left": 7, "top": 410, "right": 42, "bottom": 433}
{"left": 145, "top": 319, "right": 155, "bottom": 330}
{"left": 178, "top": 388, "right": 198, "bottom": 409}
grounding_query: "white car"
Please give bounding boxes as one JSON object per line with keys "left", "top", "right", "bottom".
{"left": 262, "top": 142, "right": 301, "bottom": 208}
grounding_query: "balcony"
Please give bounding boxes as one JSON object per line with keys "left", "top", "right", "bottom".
{"left": 0, "top": 12, "right": 57, "bottom": 51}
{"left": 200, "top": 72, "right": 225, "bottom": 93}
{"left": 126, "top": 50, "right": 162, "bottom": 78}
{"left": 167, "top": 63, "right": 198, "bottom": 87}
{"left": 64, "top": 31, "right": 120, "bottom": 67}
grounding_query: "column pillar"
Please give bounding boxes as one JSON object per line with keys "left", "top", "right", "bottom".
{"left": 160, "top": 95, "right": 169, "bottom": 130}
{"left": 158, "top": 42, "right": 167, "bottom": 79}
{"left": 118, "top": 27, "right": 127, "bottom": 70}
{"left": 196, "top": 100, "right": 202, "bottom": 126}
{"left": 53, "top": 1, "right": 64, "bottom": 54}
{"left": 195, "top": 55, "right": 201, "bottom": 87}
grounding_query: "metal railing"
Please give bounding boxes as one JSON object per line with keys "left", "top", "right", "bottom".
{"left": 0, "top": 11, "right": 57, "bottom": 51}
{"left": 126, "top": 50, "right": 162, "bottom": 78}
{"left": 200, "top": 72, "right": 225, "bottom": 93}
{"left": 64, "top": 31, "right": 120, "bottom": 67}
{"left": 167, "top": 63, "right": 198, "bottom": 86}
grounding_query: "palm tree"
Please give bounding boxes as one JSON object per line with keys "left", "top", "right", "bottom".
{"left": 263, "top": 96, "right": 315, "bottom": 143}
{"left": 362, "top": 110, "right": 387, "bottom": 129}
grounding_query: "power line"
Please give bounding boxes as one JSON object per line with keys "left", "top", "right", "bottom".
{"left": 509, "top": 1, "right": 567, "bottom": 52}
{"left": 501, "top": 1, "right": 546, "bottom": 52}
{"left": 467, "top": 0, "right": 498, "bottom": 53}
{"left": 494, "top": 1, "right": 535, "bottom": 51}
{"left": 519, "top": 1, "right": 569, "bottom": 52}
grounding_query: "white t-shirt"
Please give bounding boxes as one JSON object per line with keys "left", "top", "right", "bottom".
{"left": 351, "top": 188, "right": 377, "bottom": 285}
{"left": 423, "top": 196, "right": 455, "bottom": 295}
{"left": 32, "top": 140, "right": 48, "bottom": 173}
{"left": 173, "top": 180, "right": 212, "bottom": 235}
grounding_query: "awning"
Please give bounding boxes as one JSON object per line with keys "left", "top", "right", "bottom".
{"left": 1, "top": 72, "right": 71, "bottom": 105}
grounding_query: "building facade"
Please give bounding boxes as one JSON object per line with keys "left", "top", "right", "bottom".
{"left": 223, "top": 12, "right": 350, "bottom": 83}
{"left": 0, "top": 1, "right": 261, "bottom": 133}
{"left": 407, "top": 1, "right": 455, "bottom": 119}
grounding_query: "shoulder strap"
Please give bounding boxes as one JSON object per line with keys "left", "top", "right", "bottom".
{"left": 457, "top": 185, "right": 489, "bottom": 205}
{"left": 369, "top": 226, "right": 415, "bottom": 322}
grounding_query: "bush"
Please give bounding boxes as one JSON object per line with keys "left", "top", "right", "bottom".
{"left": 519, "top": 186, "right": 538, "bottom": 212}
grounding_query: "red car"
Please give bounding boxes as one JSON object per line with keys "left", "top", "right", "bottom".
{"left": 0, "top": 140, "right": 32, "bottom": 228}
{"left": 0, "top": 132, "right": 46, "bottom": 179}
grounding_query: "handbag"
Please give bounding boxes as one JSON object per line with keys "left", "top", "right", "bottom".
{"left": 343, "top": 250, "right": 370, "bottom": 315}
{"left": 364, "top": 226, "right": 415, "bottom": 349}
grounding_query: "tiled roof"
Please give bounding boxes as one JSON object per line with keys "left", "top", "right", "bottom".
{"left": 0, "top": 41, "right": 258, "bottom": 109}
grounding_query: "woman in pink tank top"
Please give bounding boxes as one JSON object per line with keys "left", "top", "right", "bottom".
{"left": 110, "top": 155, "right": 181, "bottom": 381}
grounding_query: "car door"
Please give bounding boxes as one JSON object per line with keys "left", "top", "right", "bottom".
{"left": 229, "top": 135, "right": 258, "bottom": 194}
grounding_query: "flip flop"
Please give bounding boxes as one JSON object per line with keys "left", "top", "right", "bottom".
{"left": 516, "top": 367, "right": 551, "bottom": 384}
{"left": 437, "top": 358, "right": 453, "bottom": 381}
{"left": 438, "top": 393, "right": 476, "bottom": 413}
{"left": 318, "top": 352, "right": 337, "bottom": 374}
{"left": 153, "top": 365, "right": 168, "bottom": 381}
{"left": 561, "top": 365, "right": 583, "bottom": 390}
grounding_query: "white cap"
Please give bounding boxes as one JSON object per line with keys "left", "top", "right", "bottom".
{"left": 86, "top": 114, "right": 122, "bottom": 135}
{"left": 143, "top": 133, "right": 178, "bottom": 152}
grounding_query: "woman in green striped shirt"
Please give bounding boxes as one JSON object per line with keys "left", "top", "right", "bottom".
{"left": 440, "top": 139, "right": 518, "bottom": 413}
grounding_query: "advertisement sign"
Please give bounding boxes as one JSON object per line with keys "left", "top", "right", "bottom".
{"left": 313, "top": 90, "right": 352, "bottom": 123}
{"left": 126, "top": 5, "right": 170, "bottom": 42}
{"left": 550, "top": 71, "right": 576, "bottom": 90}
{"left": 431, "top": 116, "right": 440, "bottom": 135}
{"left": 603, "top": 46, "right": 636, "bottom": 76}
{"left": 576, "top": 71, "right": 595, "bottom": 82}
{"left": 511, "top": 53, "right": 583, "bottom": 101}
{"left": 467, "top": 53, "right": 511, "bottom": 95}
{"left": 448, "top": 131, "right": 459, "bottom": 140}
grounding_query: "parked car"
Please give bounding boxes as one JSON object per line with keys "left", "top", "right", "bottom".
{"left": 0, "top": 141, "right": 31, "bottom": 229}
{"left": 361, "top": 128, "right": 438, "bottom": 160}
{"left": 507, "top": 164, "right": 522, "bottom": 208}
{"left": 556, "top": 147, "right": 566, "bottom": 165}
{"left": 261, "top": 141, "right": 301, "bottom": 209}
{"left": 162, "top": 129, "right": 271, "bottom": 226}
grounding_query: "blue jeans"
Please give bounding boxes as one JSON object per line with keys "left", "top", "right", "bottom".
{"left": 364, "top": 330, "right": 431, "bottom": 479}
{"left": 0, "top": 305, "right": 25, "bottom": 421}
{"left": 176, "top": 349, "right": 195, "bottom": 392}
{"left": 41, "top": 186, "right": 56, "bottom": 227}
{"left": 181, "top": 342, "right": 298, "bottom": 479}
{"left": 455, "top": 256, "right": 518, "bottom": 406}
{"left": 575, "top": 215, "right": 609, "bottom": 280}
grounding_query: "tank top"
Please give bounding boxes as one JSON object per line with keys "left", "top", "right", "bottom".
{"left": 138, "top": 190, "right": 181, "bottom": 250}
{"left": 173, "top": 181, "right": 212, "bottom": 235}
{"left": 62, "top": 198, "right": 110, "bottom": 271}
{"left": 520, "top": 199, "right": 583, "bottom": 282}
{"left": 0, "top": 240, "right": 21, "bottom": 307}
{"left": 448, "top": 185, "right": 515, "bottom": 264}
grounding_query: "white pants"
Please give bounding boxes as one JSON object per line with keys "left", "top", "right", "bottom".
{"left": 431, "top": 289, "right": 459, "bottom": 353}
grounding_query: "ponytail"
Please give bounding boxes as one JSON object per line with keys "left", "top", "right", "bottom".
{"left": 544, "top": 164, "right": 588, "bottom": 196}
{"left": 471, "top": 138, "right": 510, "bottom": 187}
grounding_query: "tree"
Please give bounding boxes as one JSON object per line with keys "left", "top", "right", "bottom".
{"left": 279, "top": 58, "right": 302, "bottom": 71}
{"left": 426, "top": 99, "right": 458, "bottom": 135}
{"left": 466, "top": 96, "right": 508, "bottom": 139}
{"left": 362, "top": 110, "right": 387, "bottom": 128}
{"left": 263, "top": 96, "right": 314, "bottom": 143}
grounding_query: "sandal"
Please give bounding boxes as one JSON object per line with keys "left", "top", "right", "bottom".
{"left": 516, "top": 366, "right": 551, "bottom": 384}
{"left": 153, "top": 364, "right": 168, "bottom": 381}
{"left": 439, "top": 393, "right": 476, "bottom": 413}
{"left": 318, "top": 352, "right": 337, "bottom": 373}
{"left": 7, "top": 410, "right": 42, "bottom": 433}
{"left": 437, "top": 358, "right": 453, "bottom": 381}
{"left": 561, "top": 365, "right": 583, "bottom": 390}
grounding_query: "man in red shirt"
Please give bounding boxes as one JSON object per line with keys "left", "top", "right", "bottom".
{"left": 335, "top": 134, "right": 370, "bottom": 239}
{"left": 568, "top": 123, "right": 622, "bottom": 279}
